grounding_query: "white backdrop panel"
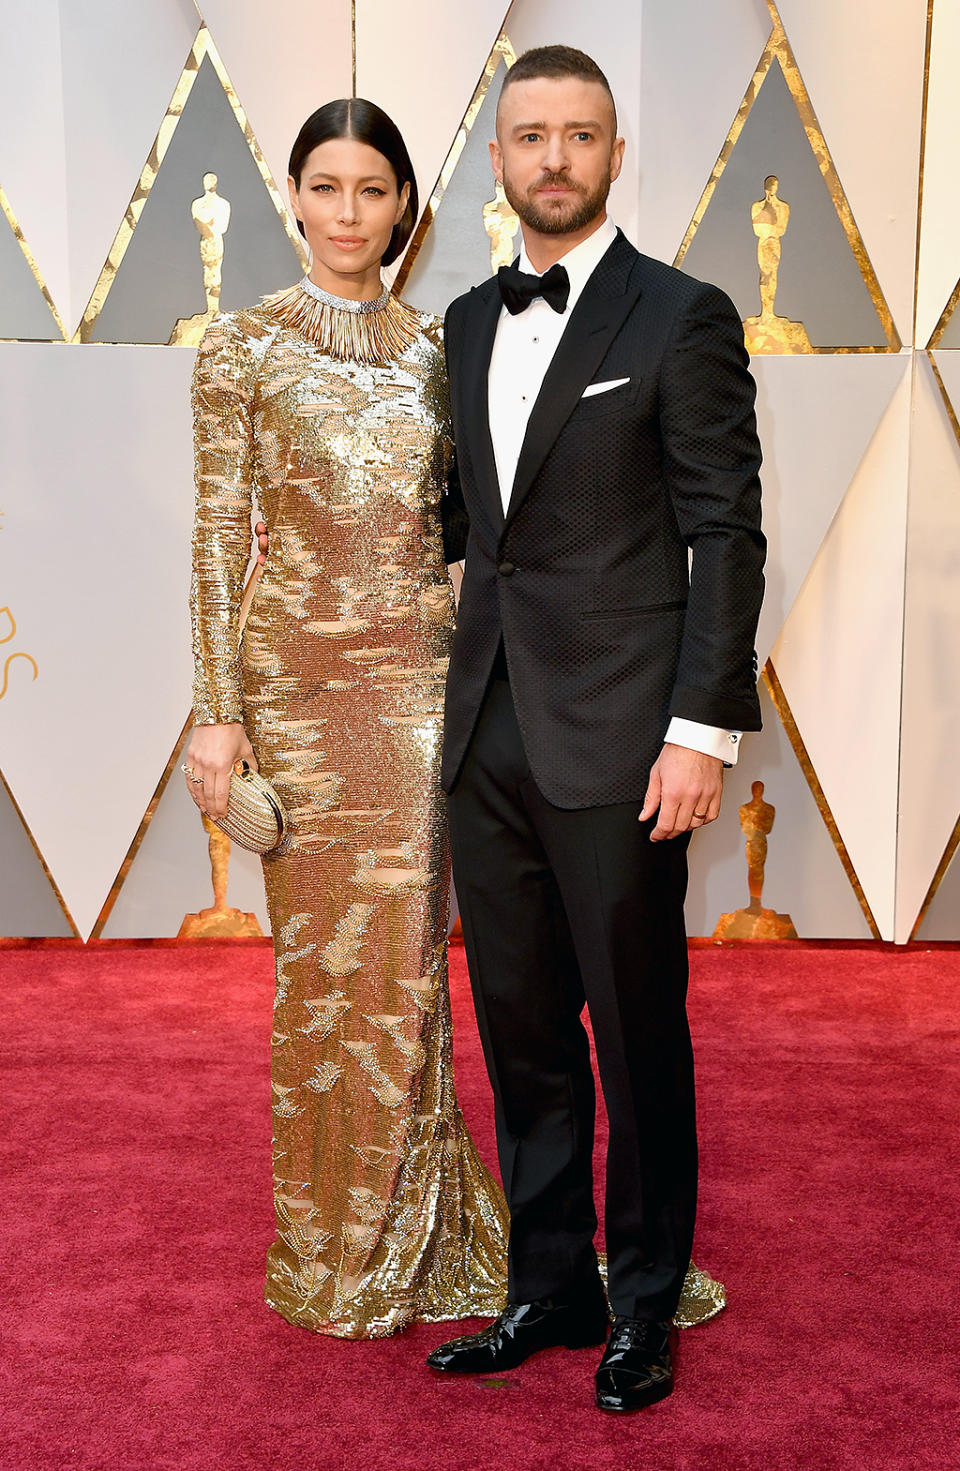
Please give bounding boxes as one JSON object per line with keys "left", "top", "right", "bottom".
{"left": 59, "top": 0, "right": 199, "bottom": 338}
{"left": 636, "top": 0, "right": 771, "bottom": 265}
{"left": 0, "top": 0, "right": 70, "bottom": 329}
{"left": 0, "top": 779, "right": 75, "bottom": 937}
{"left": 198, "top": 0, "right": 353, "bottom": 242}
{"left": 100, "top": 724, "right": 270, "bottom": 938}
{"left": 895, "top": 352, "right": 960, "bottom": 939}
{"left": 356, "top": 0, "right": 510, "bottom": 261}
{"left": 0, "top": 342, "right": 198, "bottom": 938}
{"left": 771, "top": 364, "right": 912, "bottom": 939}
{"left": 750, "top": 353, "right": 907, "bottom": 667}
{"left": 774, "top": 0, "right": 926, "bottom": 344}
{"left": 504, "top": 0, "right": 644, "bottom": 244}
{"left": 0, "top": 0, "right": 955, "bottom": 941}
{"left": 685, "top": 679, "right": 871, "bottom": 939}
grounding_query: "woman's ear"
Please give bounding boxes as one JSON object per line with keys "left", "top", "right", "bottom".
{"left": 396, "top": 179, "right": 411, "bottom": 224}
{"left": 287, "top": 175, "right": 303, "bottom": 221}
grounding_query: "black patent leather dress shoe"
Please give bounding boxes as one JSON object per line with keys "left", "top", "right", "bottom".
{"left": 427, "top": 1291, "right": 610, "bottom": 1374}
{"left": 594, "top": 1316, "right": 677, "bottom": 1412}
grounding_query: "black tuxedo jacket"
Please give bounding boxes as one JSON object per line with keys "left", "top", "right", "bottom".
{"left": 441, "top": 229, "right": 765, "bottom": 808}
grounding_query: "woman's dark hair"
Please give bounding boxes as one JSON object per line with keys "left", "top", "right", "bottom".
{"left": 288, "top": 98, "right": 418, "bottom": 266}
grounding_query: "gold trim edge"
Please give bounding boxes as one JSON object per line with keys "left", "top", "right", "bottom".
{"left": 675, "top": 3, "right": 900, "bottom": 353}
{"left": 0, "top": 184, "right": 68, "bottom": 341}
{"left": 911, "top": 0, "right": 935, "bottom": 346}
{"left": 75, "top": 25, "right": 307, "bottom": 344}
{"left": 394, "top": 28, "right": 517, "bottom": 295}
{"left": 89, "top": 562, "right": 264, "bottom": 939}
{"left": 909, "top": 812, "right": 960, "bottom": 941}
{"left": 905, "top": 352, "right": 960, "bottom": 939}
{"left": 927, "top": 350, "right": 960, "bottom": 447}
{"left": 88, "top": 712, "right": 194, "bottom": 940}
{"left": 927, "top": 277, "right": 960, "bottom": 350}
{"left": 0, "top": 764, "right": 80, "bottom": 938}
{"left": 762, "top": 660, "right": 882, "bottom": 940}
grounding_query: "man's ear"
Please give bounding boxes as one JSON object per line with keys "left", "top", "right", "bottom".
{"left": 609, "top": 136, "right": 625, "bottom": 186}
{"left": 489, "top": 138, "right": 503, "bottom": 185}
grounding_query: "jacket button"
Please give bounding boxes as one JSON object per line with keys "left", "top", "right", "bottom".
{"left": 498, "top": 561, "right": 516, "bottom": 576}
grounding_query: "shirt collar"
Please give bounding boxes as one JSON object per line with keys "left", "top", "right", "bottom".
{"left": 517, "top": 216, "right": 618, "bottom": 312}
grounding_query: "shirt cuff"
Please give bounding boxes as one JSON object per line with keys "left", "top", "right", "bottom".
{"left": 664, "top": 717, "right": 742, "bottom": 766}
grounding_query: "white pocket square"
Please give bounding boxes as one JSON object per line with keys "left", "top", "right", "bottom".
{"left": 580, "top": 377, "right": 630, "bottom": 398}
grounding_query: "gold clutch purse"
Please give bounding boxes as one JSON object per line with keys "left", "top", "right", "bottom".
{"left": 212, "top": 759, "right": 288, "bottom": 856}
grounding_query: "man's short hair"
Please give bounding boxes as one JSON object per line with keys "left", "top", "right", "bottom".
{"left": 498, "top": 45, "right": 617, "bottom": 133}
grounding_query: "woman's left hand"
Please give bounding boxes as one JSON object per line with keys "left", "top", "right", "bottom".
{"left": 183, "top": 722, "right": 257, "bottom": 818}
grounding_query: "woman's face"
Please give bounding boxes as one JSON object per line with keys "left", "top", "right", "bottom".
{"left": 288, "top": 137, "right": 410, "bottom": 284}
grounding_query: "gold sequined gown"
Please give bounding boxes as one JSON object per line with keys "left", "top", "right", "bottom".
{"left": 189, "top": 278, "right": 724, "bottom": 1339}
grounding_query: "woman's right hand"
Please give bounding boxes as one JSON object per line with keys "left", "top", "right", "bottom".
{"left": 183, "top": 722, "right": 258, "bottom": 818}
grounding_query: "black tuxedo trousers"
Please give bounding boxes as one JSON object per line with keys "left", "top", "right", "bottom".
{"left": 449, "top": 657, "right": 696, "bottom": 1321}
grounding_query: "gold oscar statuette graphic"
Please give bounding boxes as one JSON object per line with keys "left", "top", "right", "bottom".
{"left": 742, "top": 175, "right": 812, "bottom": 354}
{"left": 178, "top": 813, "right": 263, "bottom": 938}
{"left": 482, "top": 181, "right": 520, "bottom": 273}
{"left": 713, "top": 780, "right": 798, "bottom": 940}
{"left": 169, "top": 173, "right": 232, "bottom": 346}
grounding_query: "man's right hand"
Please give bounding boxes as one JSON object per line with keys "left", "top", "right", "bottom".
{"left": 254, "top": 520, "right": 269, "bottom": 564}
{"left": 183, "top": 723, "right": 257, "bottom": 817}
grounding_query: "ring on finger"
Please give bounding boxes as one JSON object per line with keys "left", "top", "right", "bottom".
{"left": 693, "top": 811, "right": 709, "bottom": 820}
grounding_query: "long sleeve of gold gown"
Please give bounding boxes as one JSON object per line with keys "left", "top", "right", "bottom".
{"left": 189, "top": 284, "right": 724, "bottom": 1338}
{"left": 190, "top": 312, "right": 257, "bottom": 726}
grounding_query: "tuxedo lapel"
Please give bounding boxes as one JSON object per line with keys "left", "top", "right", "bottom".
{"left": 503, "top": 235, "right": 642, "bottom": 535}
{"left": 458, "top": 281, "right": 504, "bottom": 530}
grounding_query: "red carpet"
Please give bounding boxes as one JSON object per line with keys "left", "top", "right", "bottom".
{"left": 0, "top": 938, "right": 956, "bottom": 1471}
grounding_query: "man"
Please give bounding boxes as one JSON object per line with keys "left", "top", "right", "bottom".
{"left": 426, "top": 46, "right": 764, "bottom": 1412}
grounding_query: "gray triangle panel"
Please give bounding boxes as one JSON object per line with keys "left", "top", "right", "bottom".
{"left": 0, "top": 213, "right": 62, "bottom": 340}
{"left": 0, "top": 777, "right": 73, "bottom": 936}
{"left": 914, "top": 831, "right": 960, "bottom": 940}
{"left": 681, "top": 58, "right": 889, "bottom": 348}
{"left": 99, "top": 725, "right": 269, "bottom": 937}
{"left": 402, "top": 60, "right": 510, "bottom": 317}
{"left": 935, "top": 288, "right": 960, "bottom": 349}
{"left": 89, "top": 55, "right": 303, "bottom": 344}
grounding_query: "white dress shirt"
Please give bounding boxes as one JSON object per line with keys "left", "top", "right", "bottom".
{"left": 485, "top": 216, "right": 741, "bottom": 766}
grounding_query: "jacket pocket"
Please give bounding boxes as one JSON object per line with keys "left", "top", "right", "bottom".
{"left": 567, "top": 377, "right": 641, "bottom": 421}
{"left": 581, "top": 599, "right": 688, "bottom": 619}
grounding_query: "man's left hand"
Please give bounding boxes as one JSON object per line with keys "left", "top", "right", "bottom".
{"left": 640, "top": 743, "right": 723, "bottom": 842}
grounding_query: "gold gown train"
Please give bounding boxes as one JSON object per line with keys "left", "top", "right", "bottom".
{"left": 189, "top": 279, "right": 724, "bottom": 1337}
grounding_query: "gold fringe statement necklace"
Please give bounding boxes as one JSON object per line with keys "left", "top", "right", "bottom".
{"left": 263, "top": 276, "right": 422, "bottom": 366}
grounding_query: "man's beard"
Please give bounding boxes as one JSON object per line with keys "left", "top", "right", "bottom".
{"left": 502, "top": 167, "right": 611, "bottom": 236}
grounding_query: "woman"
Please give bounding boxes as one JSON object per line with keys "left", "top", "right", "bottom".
{"left": 185, "top": 99, "right": 508, "bottom": 1338}
{"left": 185, "top": 98, "right": 723, "bottom": 1340}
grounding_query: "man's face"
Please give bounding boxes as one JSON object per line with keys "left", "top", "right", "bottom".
{"left": 491, "top": 75, "right": 624, "bottom": 237}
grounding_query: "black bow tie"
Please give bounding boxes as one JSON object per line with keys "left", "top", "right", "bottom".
{"left": 497, "top": 261, "right": 570, "bottom": 316}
